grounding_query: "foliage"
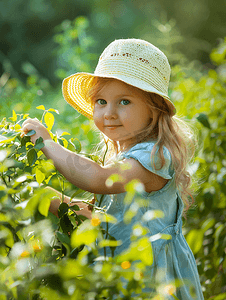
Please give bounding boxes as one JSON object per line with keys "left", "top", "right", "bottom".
{"left": 0, "top": 110, "right": 180, "bottom": 300}
{"left": 171, "top": 38, "right": 226, "bottom": 298}
{"left": 0, "top": 0, "right": 225, "bottom": 86}
{"left": 0, "top": 16, "right": 100, "bottom": 173}
{"left": 53, "top": 16, "right": 98, "bottom": 80}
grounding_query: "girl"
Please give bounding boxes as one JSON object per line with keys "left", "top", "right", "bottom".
{"left": 21, "top": 38, "right": 204, "bottom": 299}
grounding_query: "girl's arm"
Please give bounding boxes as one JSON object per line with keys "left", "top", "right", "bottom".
{"left": 42, "top": 140, "right": 167, "bottom": 194}
{"left": 45, "top": 186, "right": 92, "bottom": 219}
{"left": 41, "top": 139, "right": 110, "bottom": 193}
{"left": 21, "top": 118, "right": 167, "bottom": 195}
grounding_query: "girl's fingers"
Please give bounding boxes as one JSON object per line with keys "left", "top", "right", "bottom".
{"left": 21, "top": 118, "right": 39, "bottom": 137}
{"left": 21, "top": 120, "right": 31, "bottom": 128}
{"left": 20, "top": 118, "right": 51, "bottom": 144}
{"left": 20, "top": 126, "right": 34, "bottom": 137}
{"left": 22, "top": 118, "right": 38, "bottom": 126}
{"left": 21, "top": 118, "right": 41, "bottom": 131}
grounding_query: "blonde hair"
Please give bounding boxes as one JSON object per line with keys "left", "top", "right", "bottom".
{"left": 86, "top": 77, "right": 197, "bottom": 215}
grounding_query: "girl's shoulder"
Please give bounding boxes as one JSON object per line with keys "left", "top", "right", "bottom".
{"left": 118, "top": 140, "right": 174, "bottom": 180}
{"left": 124, "top": 140, "right": 171, "bottom": 156}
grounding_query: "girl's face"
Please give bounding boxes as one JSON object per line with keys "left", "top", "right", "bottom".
{"left": 93, "top": 79, "right": 154, "bottom": 151}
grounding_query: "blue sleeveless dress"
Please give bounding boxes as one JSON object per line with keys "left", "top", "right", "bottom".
{"left": 95, "top": 141, "right": 204, "bottom": 300}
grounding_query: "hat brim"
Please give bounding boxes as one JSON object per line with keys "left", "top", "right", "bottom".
{"left": 62, "top": 72, "right": 176, "bottom": 119}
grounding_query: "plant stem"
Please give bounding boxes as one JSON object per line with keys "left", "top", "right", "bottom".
{"left": 102, "top": 139, "right": 108, "bottom": 166}
{"left": 41, "top": 111, "right": 46, "bottom": 124}
{"left": 1, "top": 174, "right": 8, "bottom": 186}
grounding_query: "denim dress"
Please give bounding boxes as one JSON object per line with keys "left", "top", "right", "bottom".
{"left": 95, "top": 141, "right": 204, "bottom": 300}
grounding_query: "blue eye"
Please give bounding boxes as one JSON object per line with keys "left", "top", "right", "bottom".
{"left": 96, "top": 99, "right": 107, "bottom": 105}
{"left": 121, "top": 99, "right": 130, "bottom": 105}
{"left": 96, "top": 99, "right": 130, "bottom": 105}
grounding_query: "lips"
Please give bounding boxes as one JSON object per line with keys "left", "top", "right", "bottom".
{"left": 105, "top": 125, "right": 122, "bottom": 130}
{"left": 105, "top": 125, "right": 122, "bottom": 127}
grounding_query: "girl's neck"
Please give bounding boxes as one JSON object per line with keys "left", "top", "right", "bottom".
{"left": 118, "top": 136, "right": 156, "bottom": 153}
{"left": 118, "top": 141, "right": 133, "bottom": 153}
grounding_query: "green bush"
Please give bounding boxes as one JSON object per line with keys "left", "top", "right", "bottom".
{"left": 0, "top": 110, "right": 180, "bottom": 300}
{"left": 171, "top": 38, "right": 226, "bottom": 299}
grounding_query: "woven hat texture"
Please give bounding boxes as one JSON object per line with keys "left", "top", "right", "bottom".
{"left": 62, "top": 38, "right": 176, "bottom": 119}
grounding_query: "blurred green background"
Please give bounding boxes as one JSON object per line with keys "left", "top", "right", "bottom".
{"left": 1, "top": 0, "right": 226, "bottom": 139}
{"left": 0, "top": 0, "right": 225, "bottom": 85}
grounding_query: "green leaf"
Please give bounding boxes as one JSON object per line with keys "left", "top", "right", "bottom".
{"left": 71, "top": 221, "right": 98, "bottom": 248}
{"left": 25, "top": 130, "right": 36, "bottom": 136}
{"left": 25, "top": 195, "right": 40, "bottom": 215}
{"left": 77, "top": 215, "right": 88, "bottom": 222}
{"left": 34, "top": 137, "right": 45, "bottom": 150}
{"left": 203, "top": 192, "right": 214, "bottom": 211}
{"left": 36, "top": 105, "right": 46, "bottom": 110}
{"left": 38, "top": 197, "right": 51, "bottom": 217}
{"left": 70, "top": 189, "right": 85, "bottom": 199}
{"left": 27, "top": 148, "right": 37, "bottom": 166}
{"left": 56, "top": 231, "right": 70, "bottom": 246}
{"left": 0, "top": 135, "right": 7, "bottom": 142}
{"left": 60, "top": 132, "right": 70, "bottom": 136}
{"left": 68, "top": 214, "right": 79, "bottom": 227}
{"left": 58, "top": 138, "right": 64, "bottom": 147}
{"left": 58, "top": 203, "right": 69, "bottom": 218}
{"left": 0, "top": 227, "right": 14, "bottom": 248}
{"left": 21, "top": 135, "right": 31, "bottom": 146}
{"left": 4, "top": 170, "right": 14, "bottom": 176}
{"left": 69, "top": 204, "right": 80, "bottom": 211}
{"left": 9, "top": 110, "right": 17, "bottom": 122}
{"left": 36, "top": 169, "right": 45, "bottom": 185}
{"left": 48, "top": 108, "right": 59, "bottom": 114}
{"left": 201, "top": 218, "right": 215, "bottom": 232}
{"left": 196, "top": 113, "right": 211, "bottom": 129}
{"left": 98, "top": 239, "right": 122, "bottom": 248}
{"left": 48, "top": 211, "right": 59, "bottom": 226}
{"left": 34, "top": 142, "right": 45, "bottom": 150}
{"left": 214, "top": 224, "right": 224, "bottom": 250}
{"left": 72, "top": 229, "right": 97, "bottom": 248}
{"left": 69, "top": 138, "right": 81, "bottom": 153}
{"left": 186, "top": 229, "right": 204, "bottom": 255}
{"left": 0, "top": 136, "right": 17, "bottom": 144}
{"left": 17, "top": 145, "right": 26, "bottom": 154}
{"left": 210, "top": 293, "right": 226, "bottom": 300}
{"left": 60, "top": 214, "right": 73, "bottom": 234}
{"left": 100, "top": 213, "right": 118, "bottom": 224}
{"left": 44, "top": 112, "right": 54, "bottom": 130}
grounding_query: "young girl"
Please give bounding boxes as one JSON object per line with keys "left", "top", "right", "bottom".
{"left": 21, "top": 39, "right": 204, "bottom": 299}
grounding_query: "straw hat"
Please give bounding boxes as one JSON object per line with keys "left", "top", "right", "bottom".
{"left": 62, "top": 38, "right": 176, "bottom": 119}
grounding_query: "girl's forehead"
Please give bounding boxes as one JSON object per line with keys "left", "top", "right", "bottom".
{"left": 95, "top": 78, "right": 148, "bottom": 97}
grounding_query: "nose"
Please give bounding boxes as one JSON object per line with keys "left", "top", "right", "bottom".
{"left": 104, "top": 105, "right": 117, "bottom": 120}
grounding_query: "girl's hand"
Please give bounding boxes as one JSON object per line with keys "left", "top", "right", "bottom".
{"left": 21, "top": 118, "right": 52, "bottom": 145}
